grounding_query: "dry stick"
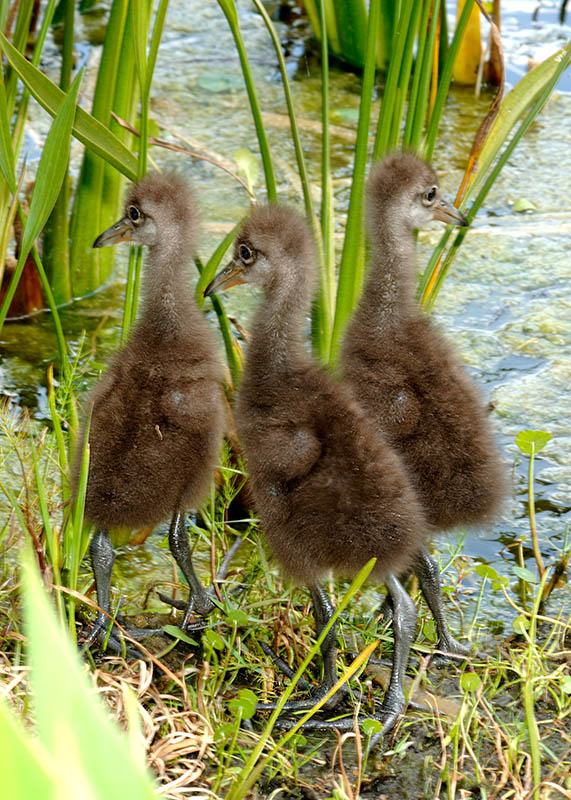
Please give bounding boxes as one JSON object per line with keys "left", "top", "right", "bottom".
{"left": 110, "top": 112, "right": 253, "bottom": 197}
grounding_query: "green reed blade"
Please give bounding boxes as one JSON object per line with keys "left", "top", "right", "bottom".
{"left": 29, "top": 436, "right": 65, "bottom": 623}
{"left": 195, "top": 225, "right": 239, "bottom": 304}
{"left": 217, "top": 0, "right": 277, "bottom": 202}
{"left": 5, "top": 0, "right": 34, "bottom": 108}
{"left": 196, "top": 250, "right": 242, "bottom": 386}
{"left": 317, "top": 0, "right": 336, "bottom": 361}
{"left": 333, "top": 0, "right": 368, "bottom": 68}
{"left": 373, "top": 0, "right": 415, "bottom": 160}
{"left": 388, "top": 0, "right": 422, "bottom": 148}
{"left": 252, "top": 0, "right": 333, "bottom": 358}
{"left": 0, "top": 70, "right": 16, "bottom": 193}
{"left": 330, "top": 0, "right": 380, "bottom": 363}
{"left": 404, "top": 0, "right": 441, "bottom": 152}
{"left": 424, "top": 0, "right": 475, "bottom": 160}
{"left": 70, "top": 0, "right": 132, "bottom": 294}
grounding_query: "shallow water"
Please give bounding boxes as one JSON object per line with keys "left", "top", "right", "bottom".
{"left": 0, "top": 0, "right": 569, "bottom": 624}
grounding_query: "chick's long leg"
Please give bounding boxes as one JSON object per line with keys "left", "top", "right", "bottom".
{"left": 166, "top": 510, "right": 218, "bottom": 627}
{"left": 378, "top": 546, "right": 470, "bottom": 664}
{"left": 274, "top": 573, "right": 417, "bottom": 736}
{"left": 158, "top": 530, "right": 243, "bottom": 624}
{"left": 414, "top": 546, "right": 470, "bottom": 663}
{"left": 81, "top": 529, "right": 153, "bottom": 657}
{"left": 257, "top": 583, "right": 346, "bottom": 714}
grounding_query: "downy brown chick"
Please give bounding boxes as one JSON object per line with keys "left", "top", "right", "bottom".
{"left": 73, "top": 174, "right": 229, "bottom": 652}
{"left": 205, "top": 205, "right": 428, "bottom": 734}
{"left": 341, "top": 153, "right": 506, "bottom": 659}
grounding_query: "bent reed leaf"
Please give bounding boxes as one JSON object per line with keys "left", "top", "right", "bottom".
{"left": 0, "top": 31, "right": 138, "bottom": 180}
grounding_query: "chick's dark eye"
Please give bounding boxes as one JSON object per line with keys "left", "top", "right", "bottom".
{"left": 128, "top": 205, "right": 141, "bottom": 222}
{"left": 239, "top": 244, "right": 252, "bottom": 262}
{"left": 424, "top": 187, "right": 437, "bottom": 204}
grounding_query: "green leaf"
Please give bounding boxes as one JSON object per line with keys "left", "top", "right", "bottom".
{"left": 20, "top": 71, "right": 82, "bottom": 260}
{"left": 475, "top": 564, "right": 499, "bottom": 580}
{"left": 468, "top": 45, "right": 571, "bottom": 200}
{"left": 513, "top": 197, "right": 537, "bottom": 213}
{"left": 361, "top": 717, "right": 384, "bottom": 736}
{"left": 515, "top": 430, "right": 553, "bottom": 456}
{"left": 227, "top": 608, "right": 249, "bottom": 626}
{"left": 560, "top": 676, "right": 571, "bottom": 694}
{"left": 512, "top": 614, "right": 529, "bottom": 633}
{"left": 492, "top": 576, "right": 510, "bottom": 591}
{"left": 0, "top": 71, "right": 85, "bottom": 332}
{"left": 0, "top": 31, "right": 138, "bottom": 180}
{"left": 0, "top": 70, "right": 16, "bottom": 192}
{"left": 228, "top": 689, "right": 258, "bottom": 720}
{"left": 233, "top": 148, "right": 259, "bottom": 193}
{"left": 460, "top": 672, "right": 482, "bottom": 693}
{"left": 214, "top": 722, "right": 237, "bottom": 741}
{"left": 513, "top": 566, "right": 537, "bottom": 584}
{"left": 163, "top": 625, "right": 199, "bottom": 646}
{"left": 205, "top": 630, "right": 225, "bottom": 650}
{"left": 0, "top": 698, "right": 54, "bottom": 797}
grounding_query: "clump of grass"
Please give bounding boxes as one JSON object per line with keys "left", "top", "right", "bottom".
{"left": 1, "top": 415, "right": 569, "bottom": 796}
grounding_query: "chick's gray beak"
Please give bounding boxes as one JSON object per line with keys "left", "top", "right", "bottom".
{"left": 432, "top": 197, "right": 468, "bottom": 227}
{"left": 204, "top": 262, "right": 246, "bottom": 297}
{"left": 93, "top": 217, "right": 136, "bottom": 248}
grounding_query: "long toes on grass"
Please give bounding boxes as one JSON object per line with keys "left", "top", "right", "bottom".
{"left": 431, "top": 637, "right": 472, "bottom": 666}
{"left": 257, "top": 684, "right": 347, "bottom": 715}
{"left": 80, "top": 624, "right": 146, "bottom": 660}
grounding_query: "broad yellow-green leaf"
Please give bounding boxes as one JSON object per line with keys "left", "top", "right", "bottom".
{"left": 515, "top": 430, "right": 553, "bottom": 456}
{"left": 0, "top": 699, "right": 55, "bottom": 799}
{"left": 22, "top": 550, "right": 157, "bottom": 798}
{"left": 0, "top": 31, "right": 138, "bottom": 180}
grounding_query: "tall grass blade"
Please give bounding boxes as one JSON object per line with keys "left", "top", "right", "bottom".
{"left": 404, "top": 0, "right": 441, "bottom": 152}
{"left": 424, "top": 0, "right": 475, "bottom": 159}
{"left": 330, "top": 0, "right": 380, "bottom": 362}
{"left": 0, "top": 697, "right": 53, "bottom": 796}
{"left": 217, "top": 0, "right": 277, "bottom": 202}
{"left": 251, "top": 0, "right": 333, "bottom": 357}
{"left": 0, "top": 71, "right": 16, "bottom": 192}
{"left": 70, "top": 0, "right": 132, "bottom": 294}
{"left": 373, "top": 0, "right": 415, "bottom": 159}
{"left": 318, "top": 0, "right": 336, "bottom": 360}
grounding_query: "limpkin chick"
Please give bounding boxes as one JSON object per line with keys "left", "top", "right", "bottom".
{"left": 341, "top": 153, "right": 506, "bottom": 661}
{"left": 73, "top": 174, "right": 234, "bottom": 654}
{"left": 205, "top": 205, "right": 427, "bottom": 735}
